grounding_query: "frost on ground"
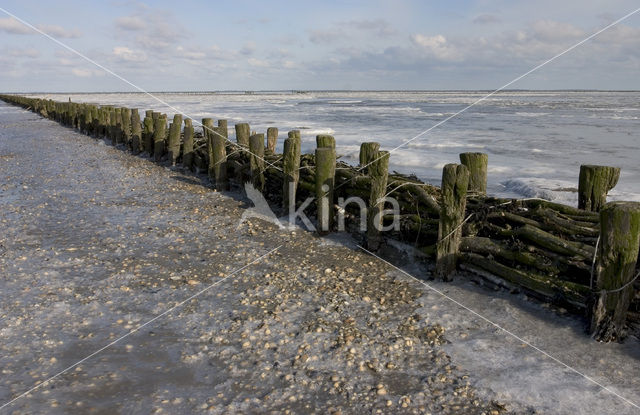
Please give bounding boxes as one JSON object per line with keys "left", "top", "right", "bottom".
{"left": 0, "top": 103, "right": 639, "bottom": 415}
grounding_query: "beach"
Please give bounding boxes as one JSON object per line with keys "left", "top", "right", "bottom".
{"left": 1, "top": 101, "right": 640, "bottom": 415}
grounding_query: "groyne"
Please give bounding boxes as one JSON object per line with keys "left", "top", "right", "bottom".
{"left": 1, "top": 94, "right": 638, "bottom": 342}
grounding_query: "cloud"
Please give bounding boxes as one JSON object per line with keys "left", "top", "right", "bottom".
{"left": 0, "top": 18, "right": 81, "bottom": 38}
{"left": 530, "top": 20, "right": 584, "bottom": 42}
{"left": 0, "top": 17, "right": 31, "bottom": 34}
{"left": 309, "top": 18, "right": 397, "bottom": 45}
{"left": 410, "top": 34, "right": 462, "bottom": 61}
{"left": 71, "top": 68, "right": 93, "bottom": 77}
{"left": 247, "top": 57, "right": 269, "bottom": 67}
{"left": 38, "top": 24, "right": 81, "bottom": 38}
{"left": 115, "top": 16, "right": 146, "bottom": 31}
{"left": 7, "top": 48, "right": 40, "bottom": 58}
{"left": 241, "top": 42, "right": 257, "bottom": 56}
{"left": 113, "top": 46, "right": 147, "bottom": 62}
{"left": 473, "top": 14, "right": 501, "bottom": 24}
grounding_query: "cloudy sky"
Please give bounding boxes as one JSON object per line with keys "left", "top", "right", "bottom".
{"left": 1, "top": 0, "right": 639, "bottom": 91}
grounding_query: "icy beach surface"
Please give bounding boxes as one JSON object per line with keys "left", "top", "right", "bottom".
{"left": 1, "top": 102, "right": 639, "bottom": 414}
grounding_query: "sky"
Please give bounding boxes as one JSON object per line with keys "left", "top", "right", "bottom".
{"left": 0, "top": 0, "right": 639, "bottom": 92}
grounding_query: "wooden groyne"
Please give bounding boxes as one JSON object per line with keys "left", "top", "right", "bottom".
{"left": 1, "top": 94, "right": 639, "bottom": 342}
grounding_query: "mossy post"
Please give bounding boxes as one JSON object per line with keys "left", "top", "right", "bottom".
{"left": 249, "top": 134, "right": 265, "bottom": 192}
{"left": 153, "top": 115, "right": 167, "bottom": 162}
{"left": 316, "top": 134, "right": 335, "bottom": 149}
{"left": 143, "top": 115, "right": 154, "bottom": 155}
{"left": 235, "top": 123, "right": 250, "bottom": 147}
{"left": 589, "top": 201, "right": 640, "bottom": 342}
{"left": 578, "top": 165, "right": 620, "bottom": 212}
{"left": 109, "top": 108, "right": 117, "bottom": 143}
{"left": 183, "top": 125, "right": 194, "bottom": 171}
{"left": 436, "top": 163, "right": 470, "bottom": 281}
{"left": 315, "top": 147, "right": 336, "bottom": 235}
{"left": 114, "top": 107, "right": 123, "bottom": 145}
{"left": 459, "top": 152, "right": 488, "bottom": 195}
{"left": 359, "top": 142, "right": 380, "bottom": 174}
{"left": 131, "top": 109, "right": 141, "bottom": 154}
{"left": 217, "top": 120, "right": 228, "bottom": 138}
{"left": 367, "top": 150, "right": 390, "bottom": 251}
{"left": 210, "top": 127, "right": 229, "bottom": 190}
{"left": 121, "top": 107, "right": 132, "bottom": 147}
{"left": 145, "top": 110, "right": 153, "bottom": 119}
{"left": 267, "top": 127, "right": 278, "bottom": 153}
{"left": 283, "top": 131, "right": 301, "bottom": 213}
{"left": 168, "top": 114, "right": 183, "bottom": 165}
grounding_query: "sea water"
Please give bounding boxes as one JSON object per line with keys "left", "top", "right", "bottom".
{"left": 27, "top": 90, "right": 640, "bottom": 205}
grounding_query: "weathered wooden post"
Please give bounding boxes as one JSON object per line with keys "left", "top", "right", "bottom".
{"left": 217, "top": 120, "right": 228, "bottom": 138}
{"left": 235, "top": 123, "right": 250, "bottom": 147}
{"left": 367, "top": 150, "right": 390, "bottom": 251}
{"left": 578, "top": 165, "right": 620, "bottom": 212}
{"left": 108, "top": 108, "right": 117, "bottom": 143}
{"left": 131, "top": 109, "right": 141, "bottom": 154}
{"left": 436, "top": 163, "right": 470, "bottom": 281}
{"left": 315, "top": 147, "right": 336, "bottom": 235}
{"left": 114, "top": 107, "right": 123, "bottom": 145}
{"left": 209, "top": 126, "right": 229, "bottom": 190}
{"left": 249, "top": 133, "right": 265, "bottom": 192}
{"left": 589, "top": 201, "right": 640, "bottom": 342}
{"left": 359, "top": 142, "right": 380, "bottom": 173}
{"left": 143, "top": 115, "right": 154, "bottom": 155}
{"left": 266, "top": 127, "right": 278, "bottom": 153}
{"left": 153, "top": 115, "right": 167, "bottom": 162}
{"left": 459, "top": 152, "right": 488, "bottom": 195}
{"left": 121, "top": 107, "right": 132, "bottom": 146}
{"left": 167, "top": 114, "right": 182, "bottom": 165}
{"left": 183, "top": 124, "right": 194, "bottom": 171}
{"left": 316, "top": 134, "right": 335, "bottom": 149}
{"left": 283, "top": 131, "right": 301, "bottom": 212}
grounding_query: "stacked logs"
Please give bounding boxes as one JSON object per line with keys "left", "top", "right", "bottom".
{"left": 2, "top": 94, "right": 639, "bottom": 342}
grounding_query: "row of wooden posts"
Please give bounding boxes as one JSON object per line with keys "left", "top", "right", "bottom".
{"left": 1, "top": 94, "right": 639, "bottom": 342}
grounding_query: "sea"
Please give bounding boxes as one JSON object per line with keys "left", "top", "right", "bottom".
{"left": 26, "top": 90, "right": 640, "bottom": 205}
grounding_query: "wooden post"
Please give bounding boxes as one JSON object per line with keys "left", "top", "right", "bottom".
{"left": 109, "top": 108, "right": 117, "bottom": 143}
{"left": 130, "top": 109, "right": 141, "bottom": 154}
{"left": 459, "top": 152, "right": 488, "bottom": 195}
{"left": 235, "top": 123, "right": 250, "bottom": 147}
{"left": 359, "top": 142, "right": 380, "bottom": 173}
{"left": 249, "top": 133, "right": 265, "bottom": 191}
{"left": 184, "top": 118, "right": 192, "bottom": 129}
{"left": 217, "top": 119, "right": 228, "bottom": 138}
{"left": 153, "top": 115, "right": 167, "bottom": 162}
{"left": 436, "top": 163, "right": 470, "bottom": 281}
{"left": 121, "top": 107, "right": 132, "bottom": 147}
{"left": 578, "top": 165, "right": 620, "bottom": 212}
{"left": 168, "top": 114, "right": 182, "bottom": 165}
{"left": 143, "top": 115, "right": 154, "bottom": 155}
{"left": 183, "top": 125, "right": 194, "bottom": 171}
{"left": 267, "top": 127, "right": 278, "bottom": 153}
{"left": 316, "top": 134, "right": 335, "bottom": 149}
{"left": 315, "top": 147, "right": 336, "bottom": 235}
{"left": 367, "top": 150, "right": 390, "bottom": 251}
{"left": 589, "top": 201, "right": 640, "bottom": 342}
{"left": 209, "top": 127, "right": 229, "bottom": 190}
{"left": 114, "top": 107, "right": 123, "bottom": 145}
{"left": 283, "top": 131, "right": 301, "bottom": 212}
